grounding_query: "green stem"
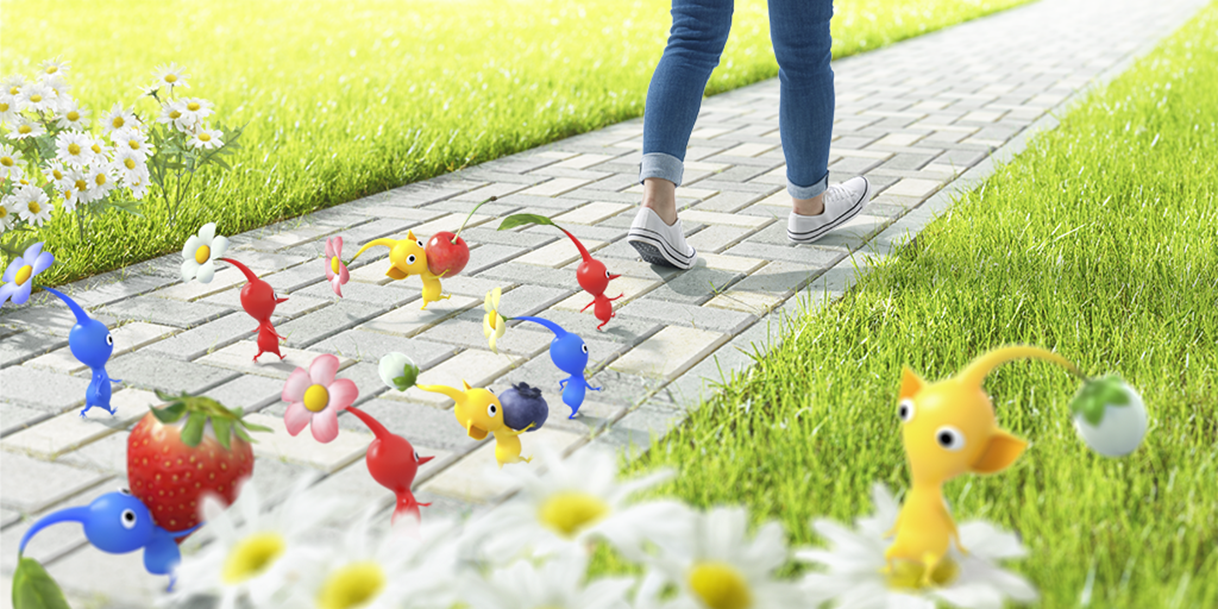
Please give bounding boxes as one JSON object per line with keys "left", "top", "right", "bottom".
{"left": 452, "top": 195, "right": 497, "bottom": 243}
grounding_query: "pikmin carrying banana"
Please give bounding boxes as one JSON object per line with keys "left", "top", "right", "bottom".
{"left": 351, "top": 231, "right": 450, "bottom": 309}
{"left": 417, "top": 380, "right": 534, "bottom": 468}
{"left": 884, "top": 345, "right": 1148, "bottom": 586}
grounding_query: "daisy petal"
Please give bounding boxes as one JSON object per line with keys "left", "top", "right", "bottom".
{"left": 198, "top": 222, "right": 215, "bottom": 244}
{"left": 310, "top": 407, "right": 339, "bottom": 443}
{"left": 195, "top": 260, "right": 216, "bottom": 284}
{"left": 181, "top": 235, "right": 202, "bottom": 259}
{"left": 284, "top": 401, "right": 313, "bottom": 436}
{"left": 181, "top": 259, "right": 200, "bottom": 282}
{"left": 326, "top": 378, "right": 359, "bottom": 411}
{"left": 282, "top": 367, "right": 311, "bottom": 402}
{"left": 309, "top": 353, "right": 340, "bottom": 386}
{"left": 210, "top": 235, "right": 229, "bottom": 260}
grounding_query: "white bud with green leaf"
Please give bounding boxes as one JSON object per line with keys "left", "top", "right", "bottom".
{"left": 378, "top": 352, "right": 418, "bottom": 392}
{"left": 1070, "top": 375, "right": 1148, "bottom": 457}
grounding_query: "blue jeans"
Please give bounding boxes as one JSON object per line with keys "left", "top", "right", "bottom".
{"left": 641, "top": 0, "right": 835, "bottom": 199}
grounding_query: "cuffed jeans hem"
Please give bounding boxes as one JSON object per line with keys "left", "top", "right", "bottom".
{"left": 640, "top": 152, "right": 685, "bottom": 187}
{"left": 788, "top": 171, "right": 830, "bottom": 199}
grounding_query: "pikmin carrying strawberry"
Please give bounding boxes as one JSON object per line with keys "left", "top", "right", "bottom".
{"left": 127, "top": 391, "right": 271, "bottom": 540}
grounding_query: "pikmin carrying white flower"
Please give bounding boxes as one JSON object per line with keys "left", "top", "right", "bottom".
{"left": 797, "top": 483, "right": 1038, "bottom": 609}
{"left": 465, "top": 445, "right": 695, "bottom": 564}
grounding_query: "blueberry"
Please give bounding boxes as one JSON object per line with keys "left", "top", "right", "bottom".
{"left": 500, "top": 382, "right": 548, "bottom": 432}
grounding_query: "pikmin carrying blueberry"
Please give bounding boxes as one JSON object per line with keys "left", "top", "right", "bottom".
{"left": 885, "top": 345, "right": 1148, "bottom": 586}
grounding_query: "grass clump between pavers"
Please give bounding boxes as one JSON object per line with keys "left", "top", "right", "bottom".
{"left": 603, "top": 2, "right": 1218, "bottom": 608}
{"left": 0, "top": 0, "right": 1034, "bottom": 286}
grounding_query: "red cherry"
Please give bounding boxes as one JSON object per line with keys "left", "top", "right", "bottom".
{"left": 426, "top": 232, "right": 470, "bottom": 277}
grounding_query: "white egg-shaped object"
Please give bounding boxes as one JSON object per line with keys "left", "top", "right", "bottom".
{"left": 378, "top": 352, "right": 417, "bottom": 391}
{"left": 1073, "top": 384, "right": 1148, "bottom": 457}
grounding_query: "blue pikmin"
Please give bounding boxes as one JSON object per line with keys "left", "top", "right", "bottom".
{"left": 42, "top": 287, "right": 122, "bottom": 417}
{"left": 18, "top": 491, "right": 200, "bottom": 591}
{"left": 512, "top": 316, "right": 601, "bottom": 418}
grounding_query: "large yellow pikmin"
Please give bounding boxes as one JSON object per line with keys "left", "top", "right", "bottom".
{"left": 416, "top": 380, "right": 533, "bottom": 468}
{"left": 350, "top": 230, "right": 449, "bottom": 309}
{"left": 884, "top": 345, "right": 1083, "bottom": 587}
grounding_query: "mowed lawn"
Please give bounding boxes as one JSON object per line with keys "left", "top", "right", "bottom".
{"left": 608, "top": 2, "right": 1218, "bottom": 608}
{"left": 1, "top": 0, "right": 1032, "bottom": 285}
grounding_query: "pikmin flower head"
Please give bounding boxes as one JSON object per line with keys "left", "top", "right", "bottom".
{"left": 324, "top": 236, "right": 350, "bottom": 298}
{"left": 181, "top": 222, "right": 230, "bottom": 284}
{"left": 282, "top": 353, "right": 359, "bottom": 443}
{"left": 0, "top": 241, "right": 54, "bottom": 307}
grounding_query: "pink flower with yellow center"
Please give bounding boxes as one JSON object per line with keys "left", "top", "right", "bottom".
{"left": 282, "top": 353, "right": 358, "bottom": 443}
{"left": 324, "top": 237, "right": 350, "bottom": 298}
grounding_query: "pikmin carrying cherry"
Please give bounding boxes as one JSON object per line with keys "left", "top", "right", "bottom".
{"left": 498, "top": 213, "right": 622, "bottom": 330}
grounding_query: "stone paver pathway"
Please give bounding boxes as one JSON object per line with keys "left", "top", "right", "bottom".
{"left": 0, "top": 0, "right": 1208, "bottom": 605}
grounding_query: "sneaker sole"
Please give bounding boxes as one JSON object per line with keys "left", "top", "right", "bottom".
{"left": 787, "top": 179, "right": 873, "bottom": 244}
{"left": 627, "top": 229, "right": 696, "bottom": 270}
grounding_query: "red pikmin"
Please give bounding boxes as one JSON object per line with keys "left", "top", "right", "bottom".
{"left": 561, "top": 228, "right": 622, "bottom": 330}
{"left": 219, "top": 258, "right": 288, "bottom": 361}
{"left": 344, "top": 405, "right": 434, "bottom": 526}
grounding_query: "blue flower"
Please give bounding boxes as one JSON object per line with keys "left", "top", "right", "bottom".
{"left": 0, "top": 242, "right": 55, "bottom": 307}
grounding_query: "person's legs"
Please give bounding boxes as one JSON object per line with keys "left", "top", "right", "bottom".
{"left": 630, "top": 0, "right": 733, "bottom": 269}
{"left": 770, "top": 0, "right": 873, "bottom": 243}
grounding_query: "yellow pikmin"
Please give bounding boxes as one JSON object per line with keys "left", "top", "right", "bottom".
{"left": 416, "top": 380, "right": 531, "bottom": 468}
{"left": 884, "top": 345, "right": 1082, "bottom": 586}
{"left": 351, "top": 230, "right": 449, "bottom": 310}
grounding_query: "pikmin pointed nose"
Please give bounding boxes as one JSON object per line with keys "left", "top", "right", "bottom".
{"left": 418, "top": 455, "right": 435, "bottom": 465}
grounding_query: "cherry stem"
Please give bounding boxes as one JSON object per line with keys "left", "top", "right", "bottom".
{"left": 452, "top": 195, "right": 497, "bottom": 244}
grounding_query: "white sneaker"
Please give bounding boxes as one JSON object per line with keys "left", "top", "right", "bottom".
{"left": 627, "top": 207, "right": 697, "bottom": 270}
{"left": 787, "top": 176, "right": 873, "bottom": 244}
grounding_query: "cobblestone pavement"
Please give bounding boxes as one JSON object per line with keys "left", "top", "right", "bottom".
{"left": 0, "top": 0, "right": 1209, "bottom": 605}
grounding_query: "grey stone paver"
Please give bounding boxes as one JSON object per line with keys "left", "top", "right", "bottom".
{"left": 0, "top": 0, "right": 1208, "bottom": 601}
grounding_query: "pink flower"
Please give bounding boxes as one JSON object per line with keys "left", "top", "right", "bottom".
{"left": 324, "top": 236, "right": 350, "bottom": 297}
{"left": 282, "top": 353, "right": 358, "bottom": 443}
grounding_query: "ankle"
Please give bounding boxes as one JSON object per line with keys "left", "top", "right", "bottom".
{"left": 642, "top": 178, "right": 679, "bottom": 225}
{"left": 792, "top": 194, "right": 825, "bottom": 217}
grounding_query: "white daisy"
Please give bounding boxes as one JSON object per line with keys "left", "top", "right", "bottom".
{"left": 0, "top": 196, "right": 16, "bottom": 233}
{"left": 461, "top": 548, "right": 634, "bottom": 609}
{"left": 54, "top": 97, "right": 90, "bottom": 131}
{"left": 85, "top": 134, "right": 112, "bottom": 162}
{"left": 634, "top": 506, "right": 805, "bottom": 609}
{"left": 39, "top": 57, "right": 70, "bottom": 78}
{"left": 8, "top": 116, "right": 45, "bottom": 140}
{"left": 2, "top": 75, "right": 25, "bottom": 97}
{"left": 165, "top": 475, "right": 340, "bottom": 609}
{"left": 56, "top": 131, "right": 95, "bottom": 168}
{"left": 286, "top": 509, "right": 463, "bottom": 609}
{"left": 102, "top": 102, "right": 139, "bottom": 135}
{"left": 177, "top": 97, "right": 214, "bottom": 126}
{"left": 17, "top": 81, "right": 56, "bottom": 113}
{"left": 127, "top": 172, "right": 151, "bottom": 200}
{"left": 0, "top": 93, "right": 20, "bottom": 123}
{"left": 40, "top": 74, "right": 72, "bottom": 101}
{"left": 152, "top": 63, "right": 190, "bottom": 90}
{"left": 137, "top": 81, "right": 162, "bottom": 99}
{"left": 181, "top": 221, "right": 230, "bottom": 283}
{"left": 796, "top": 483, "right": 1039, "bottom": 609}
{"left": 158, "top": 99, "right": 189, "bottom": 130}
{"left": 13, "top": 185, "right": 53, "bottom": 227}
{"left": 86, "top": 163, "right": 118, "bottom": 202}
{"left": 0, "top": 144, "right": 23, "bottom": 181}
{"left": 44, "top": 159, "right": 70, "bottom": 190}
{"left": 111, "top": 127, "right": 152, "bottom": 160}
{"left": 188, "top": 126, "right": 224, "bottom": 150}
{"left": 63, "top": 166, "right": 92, "bottom": 209}
{"left": 113, "top": 147, "right": 148, "bottom": 183}
{"left": 465, "top": 445, "right": 696, "bottom": 565}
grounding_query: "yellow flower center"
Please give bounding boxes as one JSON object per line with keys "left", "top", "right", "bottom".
{"left": 68, "top": 143, "right": 81, "bottom": 155}
{"left": 62, "top": 189, "right": 71, "bottom": 200}
{"left": 195, "top": 244, "right": 211, "bottom": 264}
{"left": 688, "top": 562, "right": 752, "bottom": 609}
{"left": 14, "top": 265, "right": 33, "bottom": 286}
{"left": 27, "top": 201, "right": 41, "bottom": 214}
{"left": 124, "top": 158, "right": 136, "bottom": 169}
{"left": 30, "top": 94, "right": 42, "bottom": 103}
{"left": 91, "top": 143, "right": 101, "bottom": 154}
{"left": 169, "top": 110, "right": 181, "bottom": 119}
{"left": 221, "top": 532, "right": 285, "bottom": 584}
{"left": 487, "top": 313, "right": 499, "bottom": 331}
{"left": 0, "top": 206, "right": 7, "bottom": 218}
{"left": 0, "top": 157, "right": 11, "bottom": 167}
{"left": 7, "top": 86, "right": 17, "bottom": 95}
{"left": 74, "top": 179, "right": 87, "bottom": 191}
{"left": 46, "top": 66, "right": 58, "bottom": 74}
{"left": 199, "top": 132, "right": 212, "bottom": 142}
{"left": 66, "top": 110, "right": 80, "bottom": 121}
{"left": 0, "top": 102, "right": 9, "bottom": 111}
{"left": 112, "top": 116, "right": 124, "bottom": 129}
{"left": 304, "top": 384, "right": 330, "bottom": 412}
{"left": 316, "top": 561, "right": 386, "bottom": 609}
{"left": 187, "top": 102, "right": 200, "bottom": 111}
{"left": 165, "top": 74, "right": 178, "bottom": 83}
{"left": 94, "top": 173, "right": 106, "bottom": 186}
{"left": 128, "top": 140, "right": 141, "bottom": 150}
{"left": 52, "top": 168, "right": 64, "bottom": 179}
{"left": 330, "top": 256, "right": 341, "bottom": 274}
{"left": 885, "top": 557, "right": 959, "bottom": 590}
{"left": 537, "top": 491, "right": 609, "bottom": 538}
{"left": 18, "top": 125, "right": 31, "bottom": 134}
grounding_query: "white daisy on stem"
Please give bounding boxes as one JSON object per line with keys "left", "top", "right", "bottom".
{"left": 0, "top": 92, "right": 19, "bottom": 123}
{"left": 41, "top": 74, "right": 72, "bottom": 101}
{"left": 85, "top": 134, "right": 111, "bottom": 162}
{"left": 56, "top": 131, "right": 96, "bottom": 168}
{"left": 2, "top": 75, "right": 25, "bottom": 96}
{"left": 158, "top": 99, "right": 188, "bottom": 130}
{"left": 178, "top": 97, "right": 214, "bottom": 126}
{"left": 152, "top": 63, "right": 190, "bottom": 90}
{"left": 0, "top": 197, "right": 15, "bottom": 233}
{"left": 634, "top": 506, "right": 805, "bottom": 609}
{"left": 460, "top": 548, "right": 635, "bottom": 609}
{"left": 188, "top": 125, "right": 224, "bottom": 150}
{"left": 111, "top": 127, "right": 153, "bottom": 160}
{"left": 0, "top": 144, "right": 23, "bottom": 181}
{"left": 114, "top": 147, "right": 149, "bottom": 186}
{"left": 13, "top": 185, "right": 53, "bottom": 228}
{"left": 86, "top": 163, "right": 118, "bottom": 202}
{"left": 7, "top": 116, "right": 46, "bottom": 141}
{"left": 165, "top": 475, "right": 340, "bottom": 609}
{"left": 16, "top": 81, "right": 56, "bottom": 113}
{"left": 63, "top": 167, "right": 93, "bottom": 210}
{"left": 465, "top": 445, "right": 696, "bottom": 565}
{"left": 286, "top": 508, "right": 464, "bottom": 609}
{"left": 181, "top": 222, "right": 230, "bottom": 283}
{"left": 796, "top": 483, "right": 1038, "bottom": 609}
{"left": 44, "top": 159, "right": 70, "bottom": 190}
{"left": 39, "top": 57, "right": 70, "bottom": 78}
{"left": 54, "top": 97, "right": 90, "bottom": 131}
{"left": 102, "top": 102, "right": 140, "bottom": 135}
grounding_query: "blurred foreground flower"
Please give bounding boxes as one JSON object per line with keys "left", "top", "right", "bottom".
{"left": 796, "top": 483, "right": 1037, "bottom": 609}
{"left": 461, "top": 547, "right": 634, "bottom": 609}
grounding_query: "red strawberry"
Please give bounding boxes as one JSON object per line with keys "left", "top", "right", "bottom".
{"left": 127, "top": 391, "right": 271, "bottom": 540}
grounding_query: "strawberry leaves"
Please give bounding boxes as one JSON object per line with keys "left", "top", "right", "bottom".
{"left": 151, "top": 390, "right": 271, "bottom": 448}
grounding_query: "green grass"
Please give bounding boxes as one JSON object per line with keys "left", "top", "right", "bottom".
{"left": 605, "top": 2, "right": 1218, "bottom": 607}
{"left": 0, "top": 0, "right": 1032, "bottom": 285}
